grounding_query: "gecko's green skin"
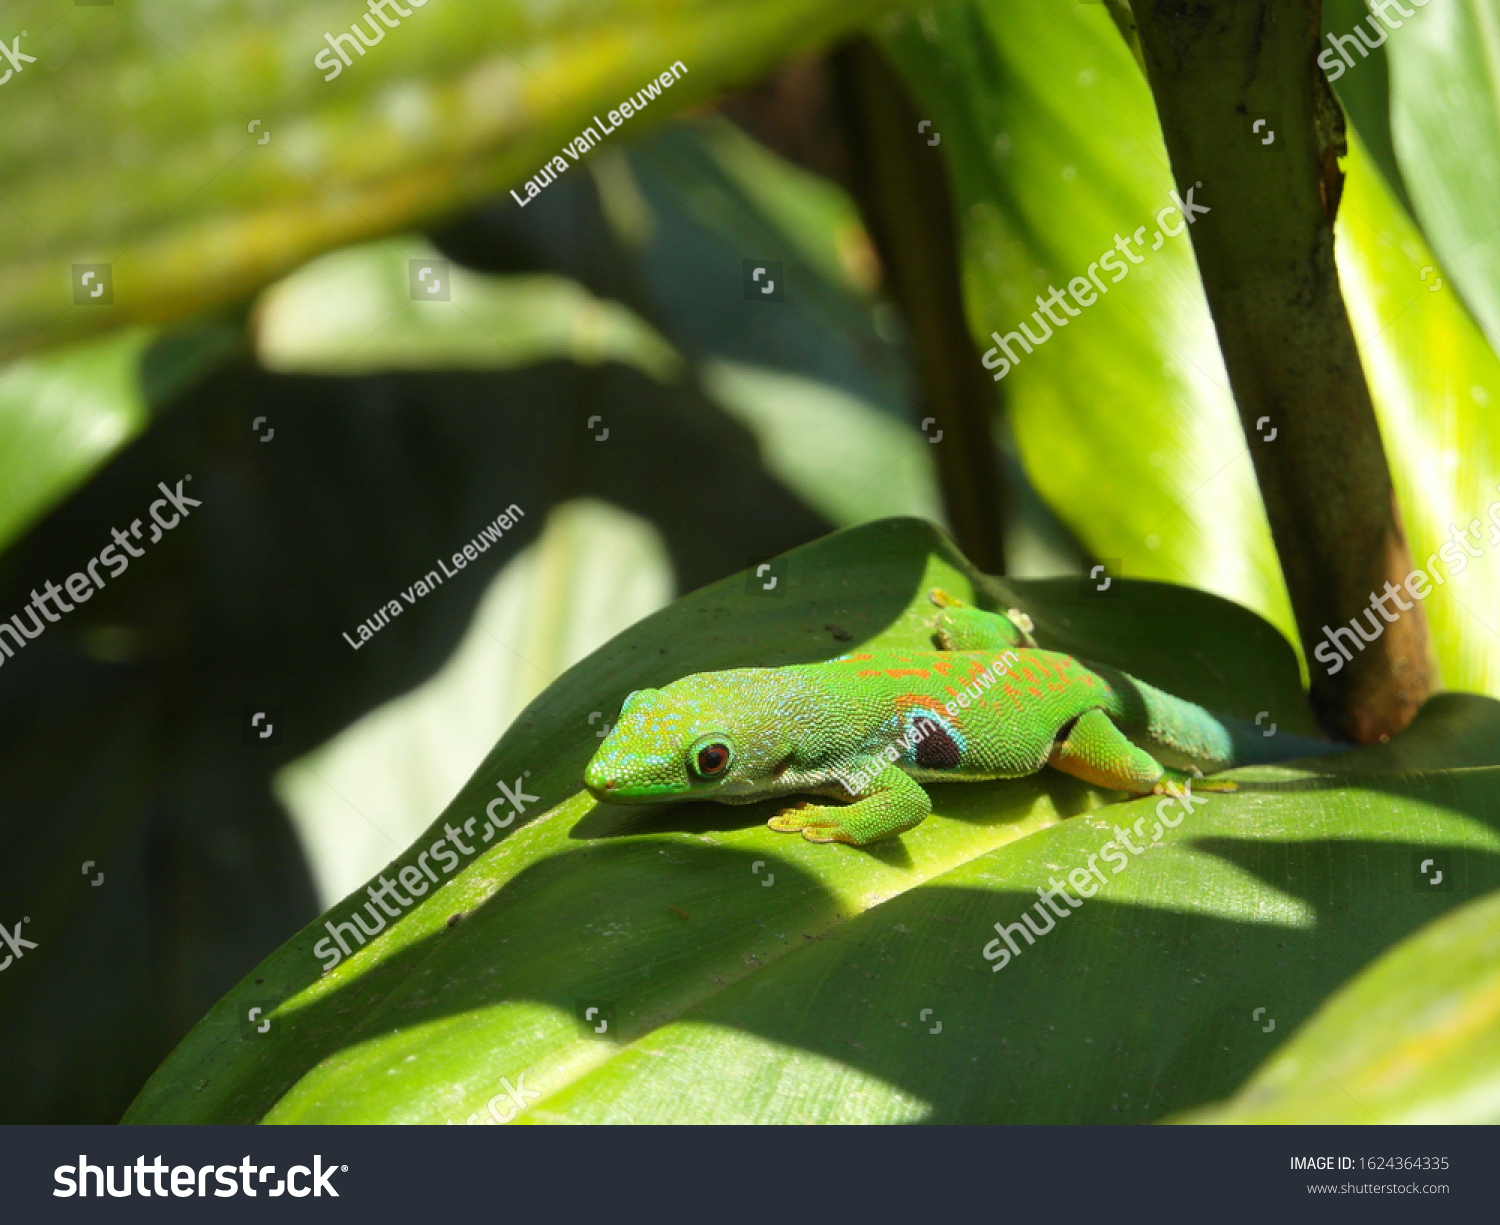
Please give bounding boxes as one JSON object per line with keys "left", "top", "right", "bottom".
{"left": 583, "top": 590, "right": 1334, "bottom": 845}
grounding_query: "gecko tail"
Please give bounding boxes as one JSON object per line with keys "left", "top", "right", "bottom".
{"left": 1096, "top": 664, "right": 1342, "bottom": 772}
{"left": 1217, "top": 717, "right": 1343, "bottom": 767}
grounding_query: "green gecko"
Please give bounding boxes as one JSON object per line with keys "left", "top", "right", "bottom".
{"left": 582, "top": 589, "right": 1334, "bottom": 845}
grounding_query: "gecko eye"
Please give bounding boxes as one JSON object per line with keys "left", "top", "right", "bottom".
{"left": 692, "top": 741, "right": 732, "bottom": 778}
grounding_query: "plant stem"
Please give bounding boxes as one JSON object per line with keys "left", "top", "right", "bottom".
{"left": 1131, "top": 0, "right": 1433, "bottom": 742}
{"left": 829, "top": 38, "right": 1008, "bottom": 575}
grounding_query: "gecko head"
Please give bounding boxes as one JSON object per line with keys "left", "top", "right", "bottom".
{"left": 583, "top": 673, "right": 787, "bottom": 804}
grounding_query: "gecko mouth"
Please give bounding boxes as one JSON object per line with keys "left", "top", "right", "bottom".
{"left": 585, "top": 777, "right": 691, "bottom": 802}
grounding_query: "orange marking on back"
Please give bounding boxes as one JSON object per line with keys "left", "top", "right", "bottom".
{"left": 1057, "top": 655, "right": 1088, "bottom": 689}
{"left": 1013, "top": 660, "right": 1043, "bottom": 692}
{"left": 886, "top": 668, "right": 931, "bottom": 679}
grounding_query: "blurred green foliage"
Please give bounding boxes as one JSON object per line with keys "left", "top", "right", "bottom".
{"left": 1, "top": 0, "right": 905, "bottom": 357}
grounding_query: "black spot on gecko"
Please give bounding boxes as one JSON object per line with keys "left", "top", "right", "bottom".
{"left": 824, "top": 623, "right": 853, "bottom": 642}
{"left": 913, "top": 718, "right": 962, "bottom": 768}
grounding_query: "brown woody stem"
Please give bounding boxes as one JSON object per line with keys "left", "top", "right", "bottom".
{"left": 1131, "top": 0, "right": 1433, "bottom": 741}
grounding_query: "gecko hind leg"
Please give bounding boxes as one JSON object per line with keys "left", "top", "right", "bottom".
{"left": 1046, "top": 708, "right": 1166, "bottom": 794}
{"left": 927, "top": 588, "right": 1037, "bottom": 650}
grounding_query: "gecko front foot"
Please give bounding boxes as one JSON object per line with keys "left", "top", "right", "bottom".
{"left": 768, "top": 805, "right": 857, "bottom": 844}
{"left": 768, "top": 769, "right": 932, "bottom": 845}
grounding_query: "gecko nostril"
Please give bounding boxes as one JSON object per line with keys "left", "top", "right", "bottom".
{"left": 603, "top": 779, "right": 616, "bottom": 790}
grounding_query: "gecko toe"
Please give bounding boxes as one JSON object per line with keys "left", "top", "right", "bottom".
{"left": 801, "top": 825, "right": 855, "bottom": 845}
{"left": 769, "top": 812, "right": 818, "bottom": 832}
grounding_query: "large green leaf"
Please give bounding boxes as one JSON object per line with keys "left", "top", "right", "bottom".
{"left": 1318, "top": 0, "right": 1500, "bottom": 699}
{"left": 2, "top": 0, "right": 911, "bottom": 359}
{"left": 254, "top": 237, "right": 680, "bottom": 379}
{"left": 126, "top": 518, "right": 1500, "bottom": 1123}
{"left": 1336, "top": 132, "right": 1500, "bottom": 700}
{"left": 0, "top": 339, "right": 838, "bottom": 1123}
{"left": 1386, "top": 0, "right": 1500, "bottom": 359}
{"left": 879, "top": 1, "right": 1296, "bottom": 647}
{"left": 1186, "top": 888, "right": 1500, "bottom": 1123}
